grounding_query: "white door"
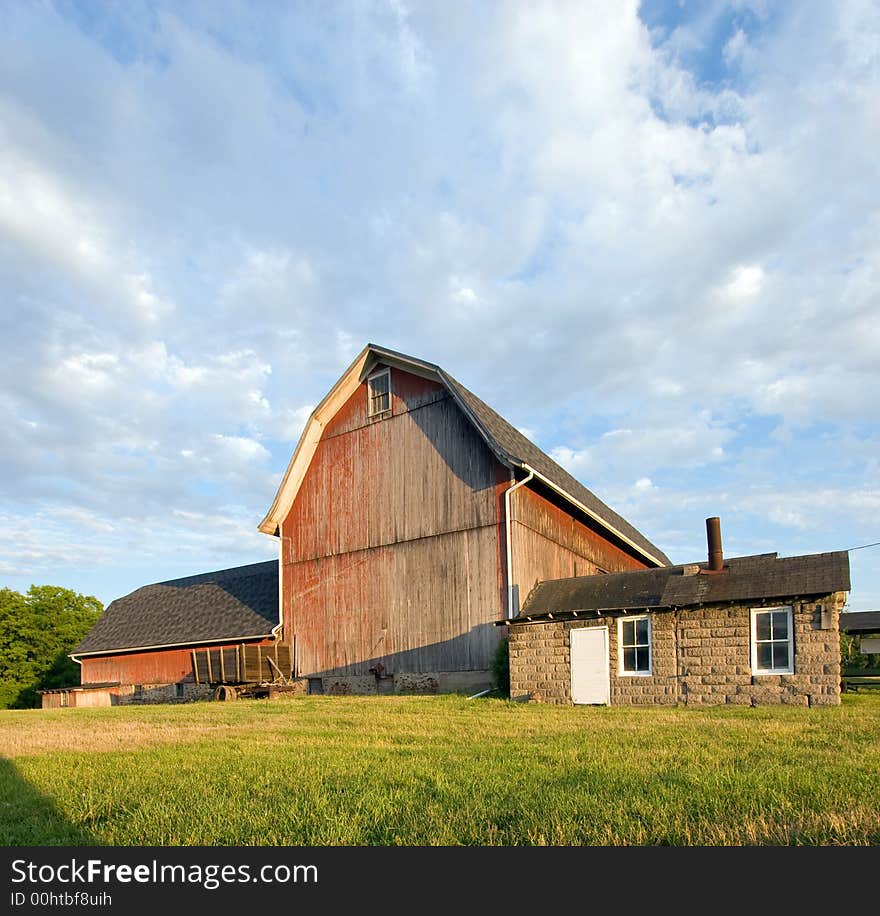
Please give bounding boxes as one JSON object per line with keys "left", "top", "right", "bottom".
{"left": 570, "top": 627, "right": 610, "bottom": 705}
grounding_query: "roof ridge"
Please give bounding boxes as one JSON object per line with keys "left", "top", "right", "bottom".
{"left": 154, "top": 558, "right": 277, "bottom": 589}
{"left": 260, "top": 341, "right": 670, "bottom": 566}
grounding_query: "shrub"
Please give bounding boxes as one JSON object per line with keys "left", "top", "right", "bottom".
{"left": 491, "top": 636, "right": 510, "bottom": 696}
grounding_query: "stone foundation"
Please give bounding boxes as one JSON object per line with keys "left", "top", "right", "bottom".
{"left": 319, "top": 669, "right": 493, "bottom": 696}
{"left": 120, "top": 681, "right": 214, "bottom": 705}
{"left": 509, "top": 594, "right": 844, "bottom": 707}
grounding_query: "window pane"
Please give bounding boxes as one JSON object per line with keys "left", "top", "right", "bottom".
{"left": 636, "top": 618, "right": 649, "bottom": 645}
{"left": 636, "top": 647, "right": 650, "bottom": 672}
{"left": 622, "top": 620, "right": 635, "bottom": 647}
{"left": 773, "top": 643, "right": 790, "bottom": 670}
{"left": 623, "top": 647, "right": 636, "bottom": 672}
{"left": 772, "top": 611, "right": 789, "bottom": 641}
{"left": 369, "top": 374, "right": 390, "bottom": 414}
{"left": 755, "top": 613, "right": 771, "bottom": 641}
{"left": 757, "top": 643, "right": 773, "bottom": 670}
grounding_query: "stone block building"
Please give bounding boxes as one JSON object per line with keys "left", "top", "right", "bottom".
{"left": 504, "top": 547, "right": 850, "bottom": 707}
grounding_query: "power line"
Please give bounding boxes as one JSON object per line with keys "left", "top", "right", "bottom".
{"left": 847, "top": 541, "right": 880, "bottom": 552}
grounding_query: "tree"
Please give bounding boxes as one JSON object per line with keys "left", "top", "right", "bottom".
{"left": 841, "top": 631, "right": 874, "bottom": 674}
{"left": 0, "top": 586, "right": 102, "bottom": 709}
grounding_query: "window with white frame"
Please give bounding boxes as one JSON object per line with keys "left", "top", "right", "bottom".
{"left": 367, "top": 369, "right": 391, "bottom": 417}
{"left": 750, "top": 606, "right": 794, "bottom": 674}
{"left": 618, "top": 615, "right": 652, "bottom": 675}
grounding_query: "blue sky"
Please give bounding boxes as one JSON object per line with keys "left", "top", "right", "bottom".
{"left": 1, "top": 0, "right": 878, "bottom": 610}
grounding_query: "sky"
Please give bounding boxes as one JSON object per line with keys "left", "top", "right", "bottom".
{"left": 0, "top": 0, "right": 878, "bottom": 611}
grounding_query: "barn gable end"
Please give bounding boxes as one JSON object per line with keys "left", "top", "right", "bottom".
{"left": 280, "top": 363, "right": 509, "bottom": 690}
{"left": 265, "top": 343, "right": 669, "bottom": 695}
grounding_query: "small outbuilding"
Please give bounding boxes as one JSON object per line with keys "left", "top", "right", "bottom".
{"left": 840, "top": 611, "right": 880, "bottom": 655}
{"left": 504, "top": 521, "right": 850, "bottom": 707}
{"left": 54, "top": 560, "right": 281, "bottom": 707}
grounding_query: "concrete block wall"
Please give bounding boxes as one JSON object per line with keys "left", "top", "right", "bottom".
{"left": 508, "top": 592, "right": 844, "bottom": 707}
{"left": 678, "top": 597, "right": 842, "bottom": 707}
{"left": 508, "top": 616, "right": 677, "bottom": 705}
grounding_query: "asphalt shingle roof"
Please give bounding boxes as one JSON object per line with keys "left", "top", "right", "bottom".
{"left": 73, "top": 560, "right": 278, "bottom": 655}
{"left": 840, "top": 611, "right": 880, "bottom": 633}
{"left": 442, "top": 373, "right": 671, "bottom": 566}
{"left": 515, "top": 551, "right": 850, "bottom": 620}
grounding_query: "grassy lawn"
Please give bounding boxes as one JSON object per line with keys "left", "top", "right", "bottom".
{"left": 1, "top": 693, "right": 878, "bottom": 846}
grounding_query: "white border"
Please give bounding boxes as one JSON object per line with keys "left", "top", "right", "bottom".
{"left": 750, "top": 606, "right": 795, "bottom": 675}
{"left": 367, "top": 367, "right": 391, "bottom": 417}
{"left": 617, "top": 614, "right": 652, "bottom": 676}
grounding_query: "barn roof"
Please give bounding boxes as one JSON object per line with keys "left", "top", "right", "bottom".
{"left": 444, "top": 373, "right": 670, "bottom": 566}
{"left": 259, "top": 343, "right": 670, "bottom": 567}
{"left": 508, "top": 550, "right": 850, "bottom": 623}
{"left": 840, "top": 611, "right": 880, "bottom": 633}
{"left": 71, "top": 560, "right": 279, "bottom": 657}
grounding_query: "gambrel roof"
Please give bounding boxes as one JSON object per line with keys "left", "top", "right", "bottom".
{"left": 259, "top": 343, "right": 670, "bottom": 567}
{"left": 72, "top": 560, "right": 279, "bottom": 657}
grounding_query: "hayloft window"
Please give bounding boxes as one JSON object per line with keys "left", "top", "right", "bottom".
{"left": 619, "top": 615, "right": 652, "bottom": 675}
{"left": 751, "top": 607, "right": 794, "bottom": 674}
{"left": 367, "top": 369, "right": 391, "bottom": 417}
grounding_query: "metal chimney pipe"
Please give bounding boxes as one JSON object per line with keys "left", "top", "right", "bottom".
{"left": 706, "top": 517, "right": 723, "bottom": 571}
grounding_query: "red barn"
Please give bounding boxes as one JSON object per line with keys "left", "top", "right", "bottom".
{"left": 258, "top": 343, "right": 669, "bottom": 694}
{"left": 63, "top": 343, "right": 849, "bottom": 706}
{"left": 59, "top": 562, "right": 279, "bottom": 706}
{"left": 64, "top": 343, "right": 669, "bottom": 703}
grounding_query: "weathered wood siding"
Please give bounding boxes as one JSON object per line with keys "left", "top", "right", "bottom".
{"left": 287, "top": 528, "right": 500, "bottom": 676}
{"left": 288, "top": 377, "right": 498, "bottom": 561}
{"left": 511, "top": 487, "right": 648, "bottom": 607}
{"left": 282, "top": 368, "right": 507, "bottom": 676}
{"left": 80, "top": 640, "right": 273, "bottom": 685}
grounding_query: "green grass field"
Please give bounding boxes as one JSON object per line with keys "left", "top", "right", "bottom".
{"left": 2, "top": 694, "right": 878, "bottom": 846}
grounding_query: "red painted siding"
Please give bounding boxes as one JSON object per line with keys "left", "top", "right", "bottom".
{"left": 80, "top": 640, "right": 273, "bottom": 685}
{"left": 282, "top": 367, "right": 507, "bottom": 675}
{"left": 322, "top": 368, "right": 446, "bottom": 439}
{"left": 286, "top": 527, "right": 501, "bottom": 676}
{"left": 278, "top": 364, "right": 657, "bottom": 677}
{"left": 511, "top": 486, "right": 649, "bottom": 607}
{"left": 287, "top": 377, "right": 500, "bottom": 562}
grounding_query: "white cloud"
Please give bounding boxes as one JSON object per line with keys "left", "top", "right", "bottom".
{"left": 206, "top": 434, "right": 271, "bottom": 469}
{"left": 742, "top": 487, "right": 880, "bottom": 530}
{"left": 222, "top": 247, "right": 316, "bottom": 317}
{"left": 265, "top": 405, "right": 314, "bottom": 443}
{"left": 0, "top": 1, "right": 876, "bottom": 607}
{"left": 0, "top": 150, "right": 171, "bottom": 322}
{"left": 722, "top": 264, "right": 765, "bottom": 302}
{"left": 550, "top": 411, "right": 733, "bottom": 481}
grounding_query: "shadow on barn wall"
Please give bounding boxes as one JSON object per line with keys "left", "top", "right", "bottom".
{"left": 406, "top": 393, "right": 499, "bottom": 492}
{"left": 300, "top": 626, "right": 501, "bottom": 695}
